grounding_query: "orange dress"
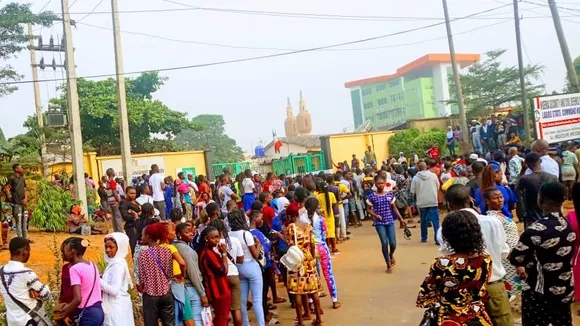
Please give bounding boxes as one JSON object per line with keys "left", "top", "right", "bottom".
{"left": 284, "top": 223, "right": 320, "bottom": 295}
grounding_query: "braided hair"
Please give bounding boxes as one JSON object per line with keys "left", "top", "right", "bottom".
{"left": 304, "top": 196, "right": 319, "bottom": 225}
{"left": 199, "top": 226, "right": 218, "bottom": 248}
{"left": 208, "top": 218, "right": 231, "bottom": 250}
{"left": 229, "top": 207, "right": 249, "bottom": 232}
{"left": 316, "top": 180, "right": 331, "bottom": 213}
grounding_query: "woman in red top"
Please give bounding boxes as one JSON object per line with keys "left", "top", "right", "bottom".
{"left": 199, "top": 226, "right": 231, "bottom": 326}
{"left": 198, "top": 175, "right": 212, "bottom": 198}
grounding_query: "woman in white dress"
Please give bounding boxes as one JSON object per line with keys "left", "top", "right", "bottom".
{"left": 101, "top": 232, "right": 135, "bottom": 326}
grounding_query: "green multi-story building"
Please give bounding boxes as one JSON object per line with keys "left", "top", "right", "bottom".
{"left": 345, "top": 53, "right": 480, "bottom": 129}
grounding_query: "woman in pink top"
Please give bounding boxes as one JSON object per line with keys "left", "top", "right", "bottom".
{"left": 567, "top": 183, "right": 580, "bottom": 306}
{"left": 60, "top": 237, "right": 104, "bottom": 326}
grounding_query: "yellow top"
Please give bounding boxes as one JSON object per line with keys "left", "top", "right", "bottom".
{"left": 315, "top": 191, "right": 337, "bottom": 220}
{"left": 161, "top": 243, "right": 180, "bottom": 276}
{"left": 334, "top": 182, "right": 350, "bottom": 201}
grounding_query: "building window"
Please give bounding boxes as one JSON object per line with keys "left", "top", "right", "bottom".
{"left": 363, "top": 102, "right": 374, "bottom": 109}
{"left": 375, "top": 84, "right": 386, "bottom": 92}
{"left": 377, "top": 98, "right": 388, "bottom": 106}
{"left": 362, "top": 88, "right": 372, "bottom": 96}
{"left": 389, "top": 79, "right": 399, "bottom": 88}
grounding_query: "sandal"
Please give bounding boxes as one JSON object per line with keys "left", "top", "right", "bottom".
{"left": 311, "top": 320, "right": 323, "bottom": 326}
{"left": 319, "top": 292, "right": 328, "bottom": 298}
{"left": 273, "top": 297, "right": 287, "bottom": 304}
{"left": 269, "top": 304, "right": 278, "bottom": 310}
{"left": 333, "top": 302, "right": 341, "bottom": 309}
{"left": 295, "top": 316, "right": 313, "bottom": 322}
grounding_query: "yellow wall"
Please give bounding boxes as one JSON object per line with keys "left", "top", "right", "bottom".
{"left": 47, "top": 151, "right": 207, "bottom": 181}
{"left": 328, "top": 131, "right": 395, "bottom": 167}
{"left": 409, "top": 116, "right": 460, "bottom": 133}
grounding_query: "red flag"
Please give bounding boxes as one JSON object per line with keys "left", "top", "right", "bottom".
{"left": 274, "top": 139, "right": 282, "bottom": 153}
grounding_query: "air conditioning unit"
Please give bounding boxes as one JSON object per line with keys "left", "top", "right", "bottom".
{"left": 46, "top": 112, "right": 67, "bottom": 127}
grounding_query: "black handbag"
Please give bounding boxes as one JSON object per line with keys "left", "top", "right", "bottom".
{"left": 418, "top": 307, "right": 437, "bottom": 326}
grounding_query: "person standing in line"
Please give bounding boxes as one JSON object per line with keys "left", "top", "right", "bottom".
{"left": 561, "top": 142, "right": 578, "bottom": 200}
{"left": 4, "top": 164, "right": 28, "bottom": 240}
{"left": 0, "top": 237, "right": 51, "bottom": 325}
{"left": 316, "top": 181, "right": 339, "bottom": 254}
{"left": 101, "top": 233, "right": 135, "bottom": 326}
{"left": 60, "top": 237, "right": 105, "bottom": 326}
{"left": 364, "top": 145, "right": 377, "bottom": 166}
{"left": 446, "top": 126, "right": 456, "bottom": 156}
{"left": 119, "top": 186, "right": 141, "bottom": 256}
{"left": 218, "top": 174, "right": 238, "bottom": 216}
{"left": 510, "top": 182, "right": 575, "bottom": 326}
{"left": 199, "top": 226, "right": 232, "bottom": 326}
{"left": 228, "top": 208, "right": 265, "bottom": 326}
{"left": 410, "top": 162, "right": 440, "bottom": 244}
{"left": 351, "top": 154, "right": 360, "bottom": 170}
{"left": 525, "top": 139, "right": 560, "bottom": 178}
{"left": 138, "top": 223, "right": 175, "bottom": 326}
{"left": 516, "top": 153, "right": 559, "bottom": 228}
{"left": 174, "top": 223, "right": 209, "bottom": 326}
{"left": 104, "top": 168, "right": 123, "bottom": 233}
{"left": 242, "top": 169, "right": 256, "bottom": 212}
{"left": 149, "top": 164, "right": 167, "bottom": 219}
{"left": 366, "top": 176, "right": 406, "bottom": 273}
{"left": 507, "top": 147, "right": 524, "bottom": 189}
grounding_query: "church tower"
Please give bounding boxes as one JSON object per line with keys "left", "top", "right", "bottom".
{"left": 296, "top": 91, "right": 312, "bottom": 135}
{"left": 284, "top": 97, "right": 299, "bottom": 137}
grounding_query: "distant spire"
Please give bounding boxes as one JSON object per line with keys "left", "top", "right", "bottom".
{"left": 299, "top": 91, "right": 306, "bottom": 112}
{"left": 287, "top": 97, "right": 291, "bottom": 106}
{"left": 286, "top": 97, "right": 294, "bottom": 118}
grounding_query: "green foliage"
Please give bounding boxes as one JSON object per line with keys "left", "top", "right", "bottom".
{"left": 44, "top": 233, "right": 62, "bottom": 323}
{"left": 450, "top": 49, "right": 544, "bottom": 118}
{"left": 388, "top": 128, "right": 421, "bottom": 156}
{"left": 49, "top": 72, "right": 198, "bottom": 155}
{"left": 175, "top": 114, "right": 244, "bottom": 164}
{"left": 31, "top": 180, "right": 78, "bottom": 231}
{"left": 564, "top": 56, "right": 580, "bottom": 93}
{"left": 0, "top": 2, "right": 56, "bottom": 97}
{"left": 409, "top": 129, "right": 448, "bottom": 156}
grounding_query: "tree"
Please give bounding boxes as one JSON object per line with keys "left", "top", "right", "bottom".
{"left": 1, "top": 3, "right": 55, "bottom": 97}
{"left": 49, "top": 72, "right": 197, "bottom": 155}
{"left": 175, "top": 114, "right": 244, "bottom": 164}
{"left": 450, "top": 49, "right": 544, "bottom": 118}
{"left": 564, "top": 56, "right": 580, "bottom": 93}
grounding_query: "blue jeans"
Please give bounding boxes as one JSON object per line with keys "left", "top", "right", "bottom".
{"left": 185, "top": 286, "right": 204, "bottom": 326}
{"left": 76, "top": 302, "right": 104, "bottom": 326}
{"left": 419, "top": 207, "right": 440, "bottom": 243}
{"left": 374, "top": 224, "right": 397, "bottom": 266}
{"left": 236, "top": 260, "right": 265, "bottom": 326}
{"left": 472, "top": 135, "right": 482, "bottom": 153}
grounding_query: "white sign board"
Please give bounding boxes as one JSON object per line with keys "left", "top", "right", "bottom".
{"left": 534, "top": 93, "right": 580, "bottom": 143}
{"left": 101, "top": 156, "right": 165, "bottom": 180}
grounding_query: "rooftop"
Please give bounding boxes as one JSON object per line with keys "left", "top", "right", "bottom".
{"left": 344, "top": 53, "right": 480, "bottom": 88}
{"left": 264, "top": 135, "right": 322, "bottom": 150}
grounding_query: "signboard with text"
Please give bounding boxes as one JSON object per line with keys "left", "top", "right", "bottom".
{"left": 534, "top": 92, "right": 580, "bottom": 143}
{"left": 101, "top": 156, "right": 165, "bottom": 179}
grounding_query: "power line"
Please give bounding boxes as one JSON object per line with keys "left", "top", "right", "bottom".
{"left": 76, "top": 0, "right": 106, "bottom": 22}
{"left": 77, "top": 18, "right": 513, "bottom": 52}
{"left": 38, "top": 0, "right": 53, "bottom": 12}
{"left": 3, "top": 4, "right": 513, "bottom": 85}
{"left": 65, "top": 1, "right": 519, "bottom": 21}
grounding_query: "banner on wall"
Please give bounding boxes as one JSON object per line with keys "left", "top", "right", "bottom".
{"left": 534, "top": 92, "right": 580, "bottom": 143}
{"left": 176, "top": 167, "right": 196, "bottom": 178}
{"left": 101, "top": 156, "right": 165, "bottom": 179}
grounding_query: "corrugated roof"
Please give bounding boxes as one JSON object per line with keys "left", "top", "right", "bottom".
{"left": 344, "top": 53, "right": 480, "bottom": 88}
{"left": 264, "top": 135, "right": 322, "bottom": 150}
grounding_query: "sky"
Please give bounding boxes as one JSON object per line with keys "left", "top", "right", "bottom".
{"left": 1, "top": 0, "right": 580, "bottom": 153}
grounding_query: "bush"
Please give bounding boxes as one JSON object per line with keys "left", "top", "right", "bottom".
{"left": 31, "top": 180, "right": 79, "bottom": 231}
{"left": 388, "top": 128, "right": 421, "bottom": 157}
{"left": 410, "top": 129, "right": 448, "bottom": 156}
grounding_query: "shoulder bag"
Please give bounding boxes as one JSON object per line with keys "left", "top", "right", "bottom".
{"left": 0, "top": 267, "right": 51, "bottom": 326}
{"left": 148, "top": 248, "right": 170, "bottom": 279}
{"left": 71, "top": 263, "right": 98, "bottom": 326}
{"left": 243, "top": 232, "right": 266, "bottom": 270}
{"left": 280, "top": 224, "right": 305, "bottom": 274}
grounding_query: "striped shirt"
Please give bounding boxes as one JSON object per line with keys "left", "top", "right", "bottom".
{"left": 199, "top": 248, "right": 230, "bottom": 302}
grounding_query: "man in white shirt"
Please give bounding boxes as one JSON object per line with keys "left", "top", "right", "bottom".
{"left": 218, "top": 175, "right": 238, "bottom": 214}
{"left": 524, "top": 139, "right": 559, "bottom": 178}
{"left": 0, "top": 237, "right": 51, "bottom": 325}
{"left": 437, "top": 185, "right": 513, "bottom": 326}
{"left": 148, "top": 164, "right": 166, "bottom": 219}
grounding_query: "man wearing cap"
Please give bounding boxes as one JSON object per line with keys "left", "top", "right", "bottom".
{"left": 516, "top": 152, "right": 559, "bottom": 227}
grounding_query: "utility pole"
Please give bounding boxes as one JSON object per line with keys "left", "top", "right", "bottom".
{"left": 513, "top": 0, "right": 531, "bottom": 140}
{"left": 61, "top": 0, "right": 87, "bottom": 213}
{"left": 548, "top": 0, "right": 580, "bottom": 93}
{"left": 111, "top": 0, "right": 132, "bottom": 185}
{"left": 441, "top": 0, "right": 469, "bottom": 151}
{"left": 27, "top": 23, "right": 49, "bottom": 178}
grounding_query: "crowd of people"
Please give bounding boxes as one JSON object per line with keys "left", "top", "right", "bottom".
{"left": 5, "top": 124, "right": 580, "bottom": 325}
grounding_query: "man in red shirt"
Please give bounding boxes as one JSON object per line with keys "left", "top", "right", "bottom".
{"left": 259, "top": 192, "right": 276, "bottom": 227}
{"left": 426, "top": 144, "right": 440, "bottom": 160}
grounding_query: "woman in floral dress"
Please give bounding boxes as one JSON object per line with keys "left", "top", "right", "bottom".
{"left": 283, "top": 202, "right": 322, "bottom": 326}
{"left": 483, "top": 187, "right": 522, "bottom": 298}
{"left": 417, "top": 210, "right": 493, "bottom": 326}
